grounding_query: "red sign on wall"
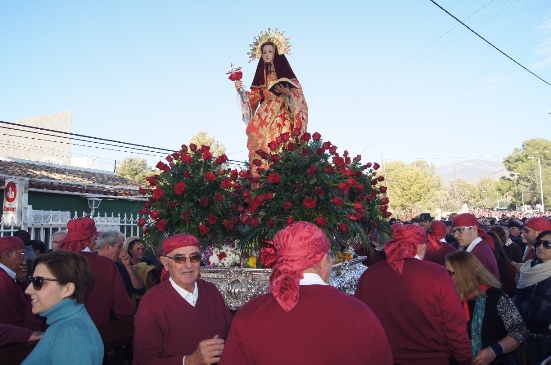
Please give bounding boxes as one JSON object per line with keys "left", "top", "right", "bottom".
{"left": 5, "top": 181, "right": 17, "bottom": 203}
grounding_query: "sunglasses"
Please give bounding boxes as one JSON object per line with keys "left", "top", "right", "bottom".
{"left": 535, "top": 240, "right": 551, "bottom": 249}
{"left": 451, "top": 226, "right": 473, "bottom": 235}
{"left": 30, "top": 276, "right": 59, "bottom": 290}
{"left": 164, "top": 253, "right": 202, "bottom": 264}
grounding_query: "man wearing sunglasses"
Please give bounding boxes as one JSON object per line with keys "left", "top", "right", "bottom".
{"left": 451, "top": 213, "right": 500, "bottom": 280}
{"left": 516, "top": 229, "right": 551, "bottom": 365}
{"left": 0, "top": 236, "right": 43, "bottom": 346}
{"left": 520, "top": 217, "right": 551, "bottom": 264}
{"left": 134, "top": 233, "right": 231, "bottom": 365}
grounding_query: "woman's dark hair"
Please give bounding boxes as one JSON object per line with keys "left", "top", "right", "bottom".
{"left": 127, "top": 238, "right": 144, "bottom": 258}
{"left": 535, "top": 230, "right": 551, "bottom": 242}
{"left": 251, "top": 42, "right": 297, "bottom": 89}
{"left": 32, "top": 251, "right": 92, "bottom": 304}
{"left": 489, "top": 225, "right": 507, "bottom": 245}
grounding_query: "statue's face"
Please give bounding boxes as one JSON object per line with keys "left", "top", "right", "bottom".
{"left": 262, "top": 44, "right": 275, "bottom": 64}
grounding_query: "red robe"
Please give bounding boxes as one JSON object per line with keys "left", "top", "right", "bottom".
{"left": 80, "top": 252, "right": 135, "bottom": 326}
{"left": 219, "top": 285, "right": 393, "bottom": 365}
{"left": 0, "top": 268, "right": 32, "bottom": 345}
{"left": 470, "top": 242, "right": 500, "bottom": 280}
{"left": 355, "top": 259, "right": 472, "bottom": 365}
{"left": 425, "top": 241, "right": 456, "bottom": 266}
{"left": 133, "top": 279, "right": 232, "bottom": 365}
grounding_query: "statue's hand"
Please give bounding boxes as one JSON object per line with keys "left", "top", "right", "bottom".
{"left": 235, "top": 80, "right": 243, "bottom": 91}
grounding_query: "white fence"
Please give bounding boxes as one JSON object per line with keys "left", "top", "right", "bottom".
{"left": 1, "top": 209, "right": 142, "bottom": 250}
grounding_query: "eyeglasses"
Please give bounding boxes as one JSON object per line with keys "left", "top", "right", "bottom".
{"left": 164, "top": 253, "right": 202, "bottom": 264}
{"left": 447, "top": 270, "right": 455, "bottom": 277}
{"left": 30, "top": 276, "right": 59, "bottom": 290}
{"left": 535, "top": 240, "right": 551, "bottom": 249}
{"left": 451, "top": 226, "right": 473, "bottom": 235}
{"left": 9, "top": 250, "right": 26, "bottom": 258}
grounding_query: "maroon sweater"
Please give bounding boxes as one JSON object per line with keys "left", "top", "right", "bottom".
{"left": 470, "top": 242, "right": 500, "bottom": 280}
{"left": 355, "top": 259, "right": 472, "bottom": 365}
{"left": 134, "top": 279, "right": 232, "bottom": 365}
{"left": 220, "top": 285, "right": 393, "bottom": 365}
{"left": 0, "top": 268, "right": 32, "bottom": 345}
{"left": 425, "top": 241, "right": 456, "bottom": 266}
{"left": 81, "top": 252, "right": 135, "bottom": 326}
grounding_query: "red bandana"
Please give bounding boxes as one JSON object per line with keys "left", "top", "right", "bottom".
{"left": 427, "top": 220, "right": 447, "bottom": 249}
{"left": 384, "top": 224, "right": 427, "bottom": 275}
{"left": 525, "top": 217, "right": 551, "bottom": 233}
{"left": 452, "top": 213, "right": 495, "bottom": 251}
{"left": 60, "top": 217, "right": 97, "bottom": 252}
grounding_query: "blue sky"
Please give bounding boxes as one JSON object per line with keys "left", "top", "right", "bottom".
{"left": 2, "top": 1, "right": 550, "bottom": 171}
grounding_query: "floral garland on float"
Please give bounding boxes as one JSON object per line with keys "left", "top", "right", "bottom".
{"left": 238, "top": 129, "right": 392, "bottom": 266}
{"left": 137, "top": 131, "right": 392, "bottom": 268}
{"left": 137, "top": 143, "right": 248, "bottom": 255}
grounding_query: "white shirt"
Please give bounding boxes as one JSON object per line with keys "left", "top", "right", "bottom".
{"left": 169, "top": 277, "right": 198, "bottom": 307}
{"left": 0, "top": 262, "right": 16, "bottom": 280}
{"left": 466, "top": 237, "right": 482, "bottom": 253}
{"left": 299, "top": 272, "right": 328, "bottom": 286}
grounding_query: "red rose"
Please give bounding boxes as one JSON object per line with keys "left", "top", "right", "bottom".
{"left": 199, "top": 198, "right": 209, "bottom": 207}
{"left": 266, "top": 219, "right": 276, "bottom": 228}
{"left": 281, "top": 132, "right": 290, "bottom": 141}
{"left": 199, "top": 224, "right": 210, "bottom": 235}
{"left": 314, "top": 186, "right": 324, "bottom": 196}
{"left": 338, "top": 223, "right": 348, "bottom": 233}
{"left": 149, "top": 210, "right": 159, "bottom": 220}
{"left": 286, "top": 142, "right": 295, "bottom": 151}
{"left": 380, "top": 186, "right": 388, "bottom": 193}
{"left": 283, "top": 202, "right": 293, "bottom": 210}
{"left": 348, "top": 214, "right": 359, "bottom": 222}
{"left": 174, "top": 182, "right": 186, "bottom": 195}
{"left": 267, "top": 173, "right": 281, "bottom": 184}
{"left": 218, "top": 252, "right": 227, "bottom": 262}
{"left": 322, "top": 141, "right": 331, "bottom": 150}
{"left": 271, "top": 155, "right": 281, "bottom": 163}
{"left": 355, "top": 183, "right": 365, "bottom": 191}
{"left": 156, "top": 161, "right": 170, "bottom": 172}
{"left": 223, "top": 219, "right": 235, "bottom": 230}
{"left": 307, "top": 165, "right": 317, "bottom": 175}
{"left": 142, "top": 226, "right": 149, "bottom": 234}
{"left": 137, "top": 218, "right": 146, "bottom": 226}
{"left": 380, "top": 205, "right": 388, "bottom": 212}
{"left": 301, "top": 132, "right": 311, "bottom": 142}
{"left": 332, "top": 197, "right": 344, "bottom": 206}
{"left": 373, "top": 162, "right": 380, "bottom": 170}
{"left": 207, "top": 214, "right": 218, "bottom": 225}
{"left": 301, "top": 147, "right": 309, "bottom": 156}
{"left": 377, "top": 176, "right": 385, "bottom": 182}
{"left": 140, "top": 208, "right": 149, "bottom": 215}
{"left": 314, "top": 216, "right": 327, "bottom": 227}
{"left": 329, "top": 145, "right": 337, "bottom": 154}
{"left": 156, "top": 219, "right": 167, "bottom": 231}
{"left": 268, "top": 141, "right": 278, "bottom": 150}
{"left": 168, "top": 201, "right": 177, "bottom": 209}
{"left": 381, "top": 197, "right": 390, "bottom": 204}
{"left": 292, "top": 128, "right": 302, "bottom": 136}
{"left": 181, "top": 154, "right": 193, "bottom": 164}
{"left": 371, "top": 179, "right": 378, "bottom": 185}
{"left": 166, "top": 155, "right": 173, "bottom": 163}
{"left": 294, "top": 183, "right": 302, "bottom": 190}
{"left": 256, "top": 168, "right": 265, "bottom": 174}
{"left": 138, "top": 188, "right": 147, "bottom": 195}
{"left": 249, "top": 217, "right": 260, "bottom": 227}
{"left": 222, "top": 178, "right": 233, "bottom": 189}
{"left": 263, "top": 192, "right": 274, "bottom": 200}
{"left": 287, "top": 216, "right": 295, "bottom": 225}
{"left": 312, "top": 132, "right": 322, "bottom": 141}
{"left": 338, "top": 182, "right": 350, "bottom": 191}
{"left": 325, "top": 165, "right": 334, "bottom": 174}
{"left": 153, "top": 187, "right": 164, "bottom": 200}
{"left": 354, "top": 202, "right": 363, "bottom": 211}
{"left": 205, "top": 172, "right": 216, "bottom": 182}
{"left": 253, "top": 159, "right": 262, "bottom": 166}
{"left": 347, "top": 177, "right": 357, "bottom": 187}
{"left": 316, "top": 148, "right": 325, "bottom": 155}
{"left": 144, "top": 203, "right": 151, "bottom": 208}
{"left": 214, "top": 193, "right": 224, "bottom": 202}
{"left": 385, "top": 211, "right": 392, "bottom": 218}
{"left": 145, "top": 176, "right": 158, "bottom": 186}
{"left": 189, "top": 143, "right": 197, "bottom": 151}
{"left": 303, "top": 197, "right": 316, "bottom": 209}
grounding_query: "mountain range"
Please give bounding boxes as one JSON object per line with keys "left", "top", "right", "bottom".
{"left": 435, "top": 159, "right": 509, "bottom": 186}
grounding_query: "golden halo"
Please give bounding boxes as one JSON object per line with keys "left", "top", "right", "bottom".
{"left": 248, "top": 28, "right": 292, "bottom": 63}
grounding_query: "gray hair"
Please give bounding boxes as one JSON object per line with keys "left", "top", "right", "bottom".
{"left": 96, "top": 231, "right": 124, "bottom": 250}
{"left": 53, "top": 230, "right": 67, "bottom": 239}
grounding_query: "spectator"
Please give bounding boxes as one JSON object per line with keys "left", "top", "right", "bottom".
{"left": 425, "top": 220, "right": 456, "bottom": 266}
{"left": 30, "top": 240, "right": 46, "bottom": 256}
{"left": 22, "top": 251, "right": 103, "bottom": 364}
{"left": 452, "top": 213, "right": 500, "bottom": 280}
{"left": 520, "top": 217, "right": 551, "bottom": 263}
{"left": 50, "top": 231, "right": 66, "bottom": 251}
{"left": 355, "top": 224, "right": 472, "bottom": 365}
{"left": 491, "top": 225, "right": 522, "bottom": 263}
{"left": 516, "top": 230, "right": 551, "bottom": 365}
{"left": 487, "top": 231, "right": 517, "bottom": 297}
{"left": 59, "top": 217, "right": 134, "bottom": 326}
{"left": 134, "top": 233, "right": 232, "bottom": 365}
{"left": 220, "top": 221, "right": 393, "bottom": 364}
{"left": 419, "top": 212, "right": 433, "bottom": 231}
{"left": 445, "top": 250, "right": 528, "bottom": 364}
{"left": 14, "top": 229, "right": 36, "bottom": 260}
{"left": 123, "top": 237, "right": 159, "bottom": 306}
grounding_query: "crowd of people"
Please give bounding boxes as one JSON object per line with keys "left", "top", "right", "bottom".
{"left": 1, "top": 211, "right": 550, "bottom": 364}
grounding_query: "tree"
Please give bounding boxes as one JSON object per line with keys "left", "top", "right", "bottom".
{"left": 384, "top": 161, "right": 442, "bottom": 220}
{"left": 503, "top": 138, "right": 550, "bottom": 211}
{"left": 115, "top": 157, "right": 155, "bottom": 184}
{"left": 188, "top": 131, "right": 226, "bottom": 157}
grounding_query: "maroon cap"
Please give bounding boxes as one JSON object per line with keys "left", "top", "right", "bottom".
{"left": 0, "top": 236, "right": 26, "bottom": 256}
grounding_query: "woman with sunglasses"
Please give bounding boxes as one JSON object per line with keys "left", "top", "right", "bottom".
{"left": 515, "top": 230, "right": 551, "bottom": 365}
{"left": 133, "top": 233, "right": 231, "bottom": 365}
{"left": 22, "top": 250, "right": 103, "bottom": 364}
{"left": 445, "top": 250, "right": 527, "bottom": 365}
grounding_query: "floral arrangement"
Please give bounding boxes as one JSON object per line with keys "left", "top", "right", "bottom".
{"left": 239, "top": 129, "right": 392, "bottom": 251}
{"left": 137, "top": 143, "right": 247, "bottom": 247}
{"left": 204, "top": 244, "right": 242, "bottom": 267}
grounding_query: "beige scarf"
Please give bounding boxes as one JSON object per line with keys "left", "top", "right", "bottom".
{"left": 517, "top": 260, "right": 551, "bottom": 289}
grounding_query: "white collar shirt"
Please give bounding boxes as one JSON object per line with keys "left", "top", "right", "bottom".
{"left": 0, "top": 262, "right": 16, "bottom": 280}
{"left": 169, "top": 277, "right": 198, "bottom": 307}
{"left": 299, "top": 272, "right": 328, "bottom": 286}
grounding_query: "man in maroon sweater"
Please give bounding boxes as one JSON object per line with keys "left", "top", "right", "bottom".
{"left": 452, "top": 213, "right": 500, "bottom": 280}
{"left": 0, "top": 236, "right": 43, "bottom": 346}
{"left": 355, "top": 224, "right": 472, "bottom": 365}
{"left": 60, "top": 217, "right": 134, "bottom": 326}
{"left": 220, "top": 221, "right": 393, "bottom": 365}
{"left": 134, "top": 233, "right": 232, "bottom": 365}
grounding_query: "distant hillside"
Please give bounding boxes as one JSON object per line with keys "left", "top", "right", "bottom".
{"left": 436, "top": 159, "right": 509, "bottom": 185}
